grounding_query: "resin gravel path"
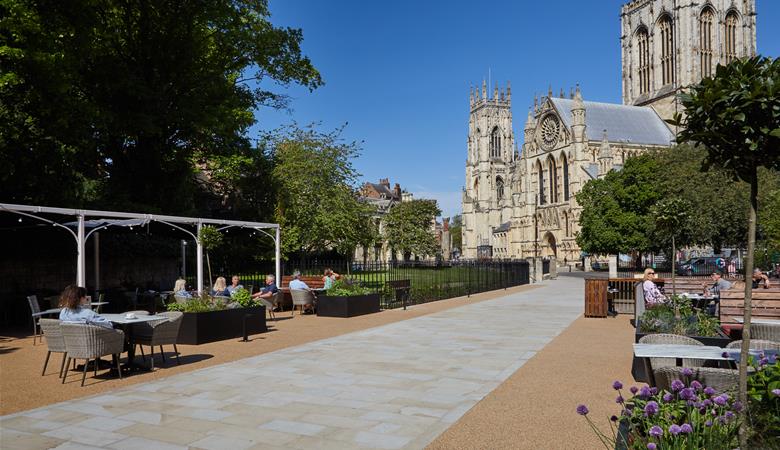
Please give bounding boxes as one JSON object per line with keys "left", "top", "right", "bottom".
{"left": 1, "top": 277, "right": 583, "bottom": 450}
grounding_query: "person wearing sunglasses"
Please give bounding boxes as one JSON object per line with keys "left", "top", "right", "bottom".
{"left": 642, "top": 268, "right": 667, "bottom": 306}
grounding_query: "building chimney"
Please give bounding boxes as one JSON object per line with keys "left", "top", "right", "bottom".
{"left": 443, "top": 217, "right": 450, "bottom": 231}
{"left": 393, "top": 183, "right": 401, "bottom": 199}
{"left": 379, "top": 178, "right": 390, "bottom": 187}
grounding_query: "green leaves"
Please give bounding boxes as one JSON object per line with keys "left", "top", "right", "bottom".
{"left": 383, "top": 199, "right": 441, "bottom": 258}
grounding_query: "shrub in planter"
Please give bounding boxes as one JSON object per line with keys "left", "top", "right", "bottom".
{"left": 638, "top": 296, "right": 721, "bottom": 337}
{"left": 577, "top": 374, "right": 741, "bottom": 449}
{"left": 746, "top": 356, "right": 780, "bottom": 447}
{"left": 325, "top": 278, "right": 373, "bottom": 297}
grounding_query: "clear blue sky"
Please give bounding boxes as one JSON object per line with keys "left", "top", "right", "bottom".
{"left": 251, "top": 0, "right": 780, "bottom": 218}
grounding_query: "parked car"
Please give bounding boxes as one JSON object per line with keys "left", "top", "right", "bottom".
{"left": 676, "top": 257, "right": 727, "bottom": 276}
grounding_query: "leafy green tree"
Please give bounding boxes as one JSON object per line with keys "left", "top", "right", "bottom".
{"left": 0, "top": 0, "right": 321, "bottom": 214}
{"left": 669, "top": 56, "right": 780, "bottom": 444}
{"left": 651, "top": 198, "right": 694, "bottom": 295}
{"left": 575, "top": 155, "right": 662, "bottom": 254}
{"left": 271, "top": 126, "right": 373, "bottom": 257}
{"left": 199, "top": 225, "right": 223, "bottom": 287}
{"left": 450, "top": 215, "right": 463, "bottom": 253}
{"left": 383, "top": 199, "right": 441, "bottom": 260}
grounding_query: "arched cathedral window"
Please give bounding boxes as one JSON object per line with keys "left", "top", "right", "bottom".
{"left": 636, "top": 27, "right": 651, "bottom": 94}
{"left": 490, "top": 127, "right": 501, "bottom": 159}
{"left": 724, "top": 12, "right": 739, "bottom": 64}
{"left": 659, "top": 15, "right": 675, "bottom": 86}
{"left": 562, "top": 153, "right": 570, "bottom": 201}
{"left": 537, "top": 161, "right": 545, "bottom": 205}
{"left": 547, "top": 155, "right": 558, "bottom": 203}
{"left": 496, "top": 177, "right": 504, "bottom": 201}
{"left": 699, "top": 8, "right": 714, "bottom": 78}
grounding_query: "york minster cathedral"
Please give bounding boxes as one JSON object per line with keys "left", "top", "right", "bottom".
{"left": 461, "top": 0, "right": 757, "bottom": 262}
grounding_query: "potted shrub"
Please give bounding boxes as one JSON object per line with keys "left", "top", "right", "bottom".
{"left": 317, "top": 279, "right": 380, "bottom": 318}
{"left": 633, "top": 296, "right": 731, "bottom": 382}
{"left": 166, "top": 288, "right": 266, "bottom": 344}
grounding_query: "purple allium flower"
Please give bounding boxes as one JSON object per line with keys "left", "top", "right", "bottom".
{"left": 662, "top": 393, "right": 673, "bottom": 402}
{"left": 759, "top": 357, "right": 769, "bottom": 367}
{"left": 702, "top": 399, "right": 712, "bottom": 407}
{"left": 650, "top": 387, "right": 658, "bottom": 395}
{"left": 686, "top": 400, "right": 695, "bottom": 406}
{"left": 639, "top": 386, "right": 652, "bottom": 398}
{"left": 718, "top": 416, "right": 727, "bottom": 425}
{"left": 576, "top": 404, "right": 589, "bottom": 415}
{"left": 630, "top": 386, "right": 639, "bottom": 395}
{"left": 616, "top": 395, "right": 625, "bottom": 404}
{"left": 733, "top": 401, "right": 744, "bottom": 412}
{"left": 682, "top": 367, "right": 694, "bottom": 376}
{"left": 647, "top": 444, "right": 657, "bottom": 450}
{"left": 610, "top": 415, "right": 619, "bottom": 422}
{"left": 649, "top": 425, "right": 663, "bottom": 437}
{"left": 704, "top": 420, "right": 713, "bottom": 427}
{"left": 704, "top": 387, "right": 716, "bottom": 396}
{"left": 613, "top": 380, "right": 623, "bottom": 390}
{"left": 772, "top": 389, "right": 780, "bottom": 397}
{"left": 714, "top": 394, "right": 729, "bottom": 406}
{"left": 722, "top": 351, "right": 729, "bottom": 358}
{"left": 681, "top": 423, "right": 693, "bottom": 434}
{"left": 691, "top": 380, "right": 702, "bottom": 391}
{"left": 669, "top": 424, "right": 682, "bottom": 435}
{"left": 680, "top": 388, "right": 696, "bottom": 400}
{"left": 671, "top": 380, "right": 684, "bottom": 392}
{"left": 644, "top": 401, "right": 659, "bottom": 416}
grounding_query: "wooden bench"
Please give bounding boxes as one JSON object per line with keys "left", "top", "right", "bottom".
{"left": 387, "top": 279, "right": 411, "bottom": 309}
{"left": 719, "top": 286, "right": 780, "bottom": 325}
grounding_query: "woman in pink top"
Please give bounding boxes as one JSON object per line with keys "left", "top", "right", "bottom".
{"left": 642, "top": 268, "right": 667, "bottom": 306}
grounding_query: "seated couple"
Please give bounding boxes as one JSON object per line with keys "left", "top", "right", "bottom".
{"left": 643, "top": 268, "right": 731, "bottom": 308}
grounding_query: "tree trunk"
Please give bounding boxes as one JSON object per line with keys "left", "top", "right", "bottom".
{"left": 206, "top": 252, "right": 213, "bottom": 291}
{"left": 738, "top": 172, "right": 757, "bottom": 449}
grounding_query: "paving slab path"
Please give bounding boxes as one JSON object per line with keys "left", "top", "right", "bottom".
{"left": 1, "top": 276, "right": 584, "bottom": 450}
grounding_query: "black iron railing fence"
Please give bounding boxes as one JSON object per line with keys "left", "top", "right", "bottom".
{"left": 195, "top": 259, "right": 531, "bottom": 310}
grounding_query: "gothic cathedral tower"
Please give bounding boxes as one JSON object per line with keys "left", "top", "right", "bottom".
{"left": 621, "top": 0, "right": 756, "bottom": 122}
{"left": 462, "top": 80, "right": 515, "bottom": 258}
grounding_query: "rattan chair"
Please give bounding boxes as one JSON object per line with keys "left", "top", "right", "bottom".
{"left": 38, "top": 319, "right": 68, "bottom": 378}
{"left": 257, "top": 292, "right": 280, "bottom": 322}
{"left": 751, "top": 323, "right": 780, "bottom": 343}
{"left": 638, "top": 333, "right": 706, "bottom": 370}
{"left": 290, "top": 289, "right": 315, "bottom": 316}
{"left": 61, "top": 323, "right": 124, "bottom": 386}
{"left": 134, "top": 311, "right": 183, "bottom": 370}
{"left": 726, "top": 339, "right": 780, "bottom": 350}
{"left": 654, "top": 366, "right": 741, "bottom": 394}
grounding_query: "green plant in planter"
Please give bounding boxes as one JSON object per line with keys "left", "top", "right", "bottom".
{"left": 746, "top": 356, "right": 780, "bottom": 446}
{"left": 231, "top": 287, "right": 257, "bottom": 308}
{"left": 326, "top": 278, "right": 372, "bottom": 297}
{"left": 165, "top": 293, "right": 227, "bottom": 313}
{"left": 638, "top": 296, "right": 721, "bottom": 337}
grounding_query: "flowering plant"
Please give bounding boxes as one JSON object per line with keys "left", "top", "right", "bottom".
{"left": 577, "top": 374, "right": 741, "bottom": 449}
{"left": 745, "top": 356, "right": 780, "bottom": 447}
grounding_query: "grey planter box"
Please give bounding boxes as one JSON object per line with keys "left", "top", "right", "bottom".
{"left": 317, "top": 294, "right": 380, "bottom": 318}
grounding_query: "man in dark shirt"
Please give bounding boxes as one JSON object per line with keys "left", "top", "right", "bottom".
{"left": 252, "top": 274, "right": 278, "bottom": 300}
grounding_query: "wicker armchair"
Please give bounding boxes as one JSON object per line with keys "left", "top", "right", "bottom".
{"left": 654, "top": 366, "right": 741, "bottom": 394}
{"left": 61, "top": 323, "right": 124, "bottom": 386}
{"left": 257, "top": 292, "right": 281, "bottom": 322}
{"left": 290, "top": 289, "right": 316, "bottom": 316}
{"left": 751, "top": 323, "right": 780, "bottom": 343}
{"left": 27, "top": 295, "right": 60, "bottom": 345}
{"left": 726, "top": 339, "right": 780, "bottom": 350}
{"left": 133, "top": 312, "right": 183, "bottom": 370}
{"left": 638, "top": 334, "right": 706, "bottom": 370}
{"left": 39, "top": 319, "right": 68, "bottom": 378}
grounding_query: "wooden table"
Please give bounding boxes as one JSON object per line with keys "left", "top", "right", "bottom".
{"left": 732, "top": 317, "right": 780, "bottom": 325}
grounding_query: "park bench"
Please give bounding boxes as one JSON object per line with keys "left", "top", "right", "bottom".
{"left": 387, "top": 279, "right": 411, "bottom": 309}
{"left": 719, "top": 286, "right": 780, "bottom": 326}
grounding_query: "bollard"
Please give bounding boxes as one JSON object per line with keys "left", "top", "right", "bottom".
{"left": 242, "top": 314, "right": 255, "bottom": 342}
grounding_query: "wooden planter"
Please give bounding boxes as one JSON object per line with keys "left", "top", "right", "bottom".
{"left": 631, "top": 320, "right": 731, "bottom": 382}
{"left": 317, "top": 294, "right": 380, "bottom": 318}
{"left": 178, "top": 305, "right": 267, "bottom": 345}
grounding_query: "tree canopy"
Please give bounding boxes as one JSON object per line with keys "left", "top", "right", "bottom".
{"left": 383, "top": 199, "right": 441, "bottom": 259}
{"left": 0, "top": 0, "right": 321, "bottom": 217}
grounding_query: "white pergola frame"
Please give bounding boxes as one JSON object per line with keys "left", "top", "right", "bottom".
{"left": 0, "top": 203, "right": 280, "bottom": 292}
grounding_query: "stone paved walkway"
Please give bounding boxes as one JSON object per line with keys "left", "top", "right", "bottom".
{"left": 1, "top": 277, "right": 583, "bottom": 450}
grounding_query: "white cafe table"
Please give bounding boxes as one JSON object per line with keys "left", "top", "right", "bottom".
{"left": 732, "top": 317, "right": 780, "bottom": 325}
{"left": 101, "top": 314, "right": 169, "bottom": 371}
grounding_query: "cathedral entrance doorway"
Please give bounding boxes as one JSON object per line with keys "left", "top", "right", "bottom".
{"left": 542, "top": 232, "right": 557, "bottom": 258}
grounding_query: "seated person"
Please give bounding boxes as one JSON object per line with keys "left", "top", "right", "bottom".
{"left": 251, "top": 274, "right": 279, "bottom": 301}
{"left": 322, "top": 268, "right": 340, "bottom": 290}
{"left": 752, "top": 268, "right": 771, "bottom": 289}
{"left": 173, "top": 278, "right": 192, "bottom": 298}
{"left": 704, "top": 271, "right": 732, "bottom": 296}
{"left": 211, "top": 276, "right": 230, "bottom": 297}
{"left": 59, "top": 285, "right": 113, "bottom": 329}
{"left": 226, "top": 275, "right": 244, "bottom": 296}
{"left": 642, "top": 268, "right": 667, "bottom": 306}
{"left": 289, "top": 270, "right": 314, "bottom": 313}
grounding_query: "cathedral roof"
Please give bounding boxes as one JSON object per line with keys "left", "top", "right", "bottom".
{"left": 550, "top": 98, "right": 674, "bottom": 146}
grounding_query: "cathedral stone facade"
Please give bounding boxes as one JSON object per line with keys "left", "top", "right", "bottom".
{"left": 462, "top": 0, "right": 756, "bottom": 262}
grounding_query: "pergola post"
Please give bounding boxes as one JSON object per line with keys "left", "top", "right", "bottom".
{"left": 196, "top": 221, "right": 204, "bottom": 293}
{"left": 77, "top": 213, "right": 86, "bottom": 287}
{"left": 275, "top": 225, "right": 281, "bottom": 284}
{"left": 94, "top": 232, "right": 100, "bottom": 291}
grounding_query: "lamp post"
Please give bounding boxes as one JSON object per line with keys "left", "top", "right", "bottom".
{"left": 181, "top": 239, "right": 187, "bottom": 278}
